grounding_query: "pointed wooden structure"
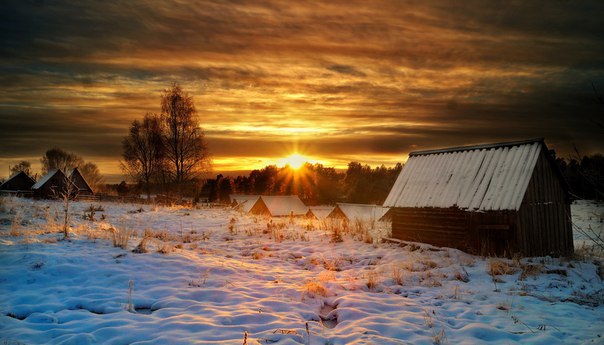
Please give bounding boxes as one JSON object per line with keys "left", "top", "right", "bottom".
{"left": 384, "top": 138, "right": 573, "bottom": 256}
{"left": 68, "top": 167, "right": 94, "bottom": 195}
{"left": 248, "top": 195, "right": 308, "bottom": 217}
{"left": 0, "top": 171, "right": 35, "bottom": 195}
{"left": 31, "top": 169, "right": 75, "bottom": 199}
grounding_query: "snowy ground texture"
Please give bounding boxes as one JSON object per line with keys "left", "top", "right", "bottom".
{"left": 0, "top": 197, "right": 602, "bottom": 345}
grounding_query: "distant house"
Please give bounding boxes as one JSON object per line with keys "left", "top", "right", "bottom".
{"left": 383, "top": 138, "right": 573, "bottom": 257}
{"left": 248, "top": 195, "right": 309, "bottom": 217}
{"left": 31, "top": 169, "right": 75, "bottom": 199}
{"left": 0, "top": 171, "right": 35, "bottom": 196}
{"left": 306, "top": 206, "right": 335, "bottom": 220}
{"left": 230, "top": 194, "right": 261, "bottom": 213}
{"left": 68, "top": 167, "right": 94, "bottom": 195}
{"left": 327, "top": 203, "right": 390, "bottom": 223}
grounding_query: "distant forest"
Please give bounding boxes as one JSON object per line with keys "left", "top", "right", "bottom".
{"left": 557, "top": 154, "right": 604, "bottom": 200}
{"left": 102, "top": 153, "right": 604, "bottom": 205}
{"left": 202, "top": 153, "right": 604, "bottom": 205}
{"left": 202, "top": 162, "right": 403, "bottom": 205}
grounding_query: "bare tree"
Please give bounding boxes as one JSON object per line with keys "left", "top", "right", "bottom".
{"left": 49, "top": 171, "right": 77, "bottom": 239}
{"left": 161, "top": 83, "right": 210, "bottom": 193}
{"left": 41, "top": 147, "right": 83, "bottom": 174}
{"left": 121, "top": 113, "right": 164, "bottom": 199}
{"left": 10, "top": 160, "right": 32, "bottom": 177}
{"left": 79, "top": 162, "right": 104, "bottom": 192}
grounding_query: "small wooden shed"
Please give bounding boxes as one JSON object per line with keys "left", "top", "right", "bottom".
{"left": 68, "top": 167, "right": 94, "bottom": 195}
{"left": 327, "top": 203, "right": 390, "bottom": 223}
{"left": 230, "top": 194, "right": 260, "bottom": 212}
{"left": 0, "top": 171, "right": 35, "bottom": 195}
{"left": 31, "top": 169, "right": 75, "bottom": 199}
{"left": 248, "top": 195, "right": 309, "bottom": 217}
{"left": 383, "top": 138, "right": 573, "bottom": 257}
{"left": 306, "top": 206, "right": 335, "bottom": 220}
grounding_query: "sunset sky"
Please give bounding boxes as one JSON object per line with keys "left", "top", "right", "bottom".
{"left": 1, "top": 0, "right": 603, "bottom": 182}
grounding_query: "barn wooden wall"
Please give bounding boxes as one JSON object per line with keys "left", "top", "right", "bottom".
{"left": 391, "top": 208, "right": 518, "bottom": 255}
{"left": 391, "top": 207, "right": 472, "bottom": 252}
{"left": 391, "top": 149, "right": 573, "bottom": 257}
{"left": 517, "top": 150, "right": 573, "bottom": 256}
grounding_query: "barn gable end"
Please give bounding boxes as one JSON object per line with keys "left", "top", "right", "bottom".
{"left": 248, "top": 195, "right": 308, "bottom": 217}
{"left": 31, "top": 169, "right": 75, "bottom": 199}
{"left": 0, "top": 171, "right": 35, "bottom": 193}
{"left": 384, "top": 138, "right": 573, "bottom": 257}
{"left": 68, "top": 168, "right": 94, "bottom": 195}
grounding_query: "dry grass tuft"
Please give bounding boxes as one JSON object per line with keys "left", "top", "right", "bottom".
{"left": 453, "top": 270, "right": 470, "bottom": 283}
{"left": 317, "top": 270, "right": 336, "bottom": 282}
{"left": 10, "top": 210, "right": 23, "bottom": 237}
{"left": 366, "top": 269, "right": 380, "bottom": 290}
{"left": 391, "top": 264, "right": 405, "bottom": 285}
{"left": 157, "top": 243, "right": 173, "bottom": 254}
{"left": 488, "top": 259, "right": 519, "bottom": 276}
{"left": 519, "top": 263, "right": 543, "bottom": 280}
{"left": 302, "top": 282, "right": 328, "bottom": 298}
{"left": 112, "top": 227, "right": 132, "bottom": 249}
{"left": 132, "top": 237, "right": 149, "bottom": 254}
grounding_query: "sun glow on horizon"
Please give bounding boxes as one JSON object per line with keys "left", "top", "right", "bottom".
{"left": 278, "top": 153, "right": 314, "bottom": 170}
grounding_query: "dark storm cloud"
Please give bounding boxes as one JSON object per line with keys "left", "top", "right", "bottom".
{"left": 1, "top": 0, "right": 603, "bottom": 178}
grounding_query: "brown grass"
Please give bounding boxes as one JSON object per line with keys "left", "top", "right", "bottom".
{"left": 157, "top": 243, "right": 173, "bottom": 254}
{"left": 112, "top": 227, "right": 132, "bottom": 249}
{"left": 366, "top": 269, "right": 380, "bottom": 290}
{"left": 303, "top": 282, "right": 328, "bottom": 298}
{"left": 519, "top": 263, "right": 543, "bottom": 280}
{"left": 488, "top": 259, "right": 519, "bottom": 276}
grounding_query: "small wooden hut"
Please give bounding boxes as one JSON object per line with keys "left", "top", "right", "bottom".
{"left": 248, "top": 195, "right": 308, "bottom": 217}
{"left": 0, "top": 171, "right": 35, "bottom": 196}
{"left": 68, "top": 167, "right": 94, "bottom": 195}
{"left": 327, "top": 203, "right": 390, "bottom": 223}
{"left": 230, "top": 194, "right": 260, "bottom": 212}
{"left": 31, "top": 169, "right": 75, "bottom": 199}
{"left": 383, "top": 138, "right": 573, "bottom": 257}
{"left": 306, "top": 206, "right": 335, "bottom": 220}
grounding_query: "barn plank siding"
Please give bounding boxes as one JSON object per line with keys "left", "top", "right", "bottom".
{"left": 386, "top": 139, "right": 573, "bottom": 257}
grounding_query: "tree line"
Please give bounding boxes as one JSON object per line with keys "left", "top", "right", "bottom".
{"left": 202, "top": 161, "right": 403, "bottom": 205}
{"left": 557, "top": 154, "right": 604, "bottom": 200}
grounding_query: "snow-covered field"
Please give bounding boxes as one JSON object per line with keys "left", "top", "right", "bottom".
{"left": 0, "top": 197, "right": 602, "bottom": 345}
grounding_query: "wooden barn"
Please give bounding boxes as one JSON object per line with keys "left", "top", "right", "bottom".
{"left": 229, "top": 194, "right": 260, "bottom": 212}
{"left": 306, "top": 206, "right": 335, "bottom": 220}
{"left": 383, "top": 138, "right": 573, "bottom": 257}
{"left": 0, "top": 171, "right": 35, "bottom": 195}
{"left": 327, "top": 203, "right": 390, "bottom": 223}
{"left": 68, "top": 168, "right": 94, "bottom": 195}
{"left": 248, "top": 195, "right": 309, "bottom": 217}
{"left": 31, "top": 169, "right": 75, "bottom": 199}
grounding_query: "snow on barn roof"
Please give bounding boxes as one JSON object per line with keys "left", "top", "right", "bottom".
{"left": 331, "top": 203, "right": 390, "bottom": 222}
{"left": 383, "top": 138, "right": 546, "bottom": 211}
{"left": 232, "top": 195, "right": 260, "bottom": 213}
{"left": 256, "top": 195, "right": 308, "bottom": 216}
{"left": 307, "top": 206, "right": 334, "bottom": 220}
{"left": 31, "top": 169, "right": 61, "bottom": 190}
{"left": 230, "top": 194, "right": 260, "bottom": 205}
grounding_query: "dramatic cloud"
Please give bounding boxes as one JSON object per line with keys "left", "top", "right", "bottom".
{"left": 1, "top": 0, "right": 603, "bottom": 180}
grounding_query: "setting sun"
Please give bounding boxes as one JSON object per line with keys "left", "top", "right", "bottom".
{"left": 278, "top": 153, "right": 311, "bottom": 169}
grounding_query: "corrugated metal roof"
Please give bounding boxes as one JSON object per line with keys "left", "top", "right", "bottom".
{"left": 330, "top": 203, "right": 390, "bottom": 222}
{"left": 31, "top": 169, "right": 61, "bottom": 190}
{"left": 383, "top": 140, "right": 543, "bottom": 211}
{"left": 256, "top": 195, "right": 309, "bottom": 216}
